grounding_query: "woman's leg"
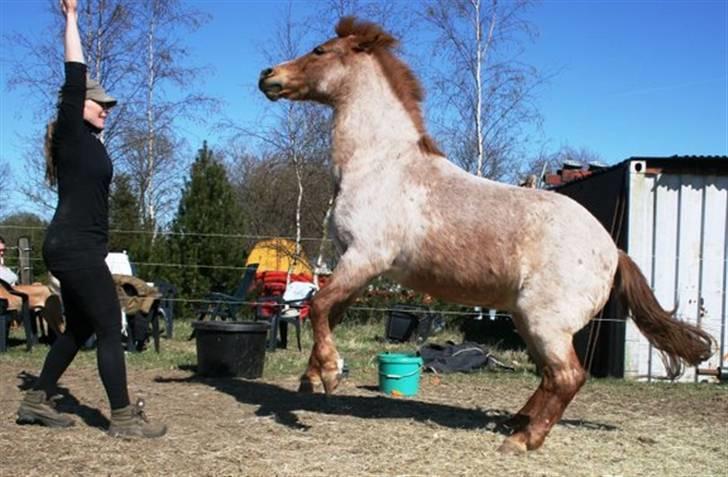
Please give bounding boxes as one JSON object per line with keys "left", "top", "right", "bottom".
{"left": 35, "top": 265, "right": 129, "bottom": 410}
{"left": 34, "top": 270, "right": 95, "bottom": 397}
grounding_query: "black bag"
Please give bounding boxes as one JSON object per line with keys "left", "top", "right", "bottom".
{"left": 419, "top": 341, "right": 492, "bottom": 373}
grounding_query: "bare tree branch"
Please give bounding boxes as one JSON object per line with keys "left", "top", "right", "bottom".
{"left": 422, "top": 0, "right": 542, "bottom": 182}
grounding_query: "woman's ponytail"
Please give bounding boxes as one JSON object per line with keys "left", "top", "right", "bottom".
{"left": 44, "top": 120, "right": 58, "bottom": 186}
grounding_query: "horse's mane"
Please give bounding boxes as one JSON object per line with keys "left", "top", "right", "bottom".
{"left": 335, "top": 17, "right": 444, "bottom": 157}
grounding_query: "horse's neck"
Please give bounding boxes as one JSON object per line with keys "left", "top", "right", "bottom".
{"left": 331, "top": 63, "right": 420, "bottom": 171}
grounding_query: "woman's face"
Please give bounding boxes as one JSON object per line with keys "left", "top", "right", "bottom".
{"left": 83, "top": 99, "right": 109, "bottom": 130}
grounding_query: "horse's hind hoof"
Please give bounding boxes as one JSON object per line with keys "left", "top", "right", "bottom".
{"left": 497, "top": 437, "right": 527, "bottom": 454}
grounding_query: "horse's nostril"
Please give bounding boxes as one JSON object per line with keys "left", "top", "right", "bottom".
{"left": 260, "top": 68, "right": 274, "bottom": 78}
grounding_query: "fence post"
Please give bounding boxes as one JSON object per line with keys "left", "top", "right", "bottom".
{"left": 18, "top": 236, "right": 32, "bottom": 284}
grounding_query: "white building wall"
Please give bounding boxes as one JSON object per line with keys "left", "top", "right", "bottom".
{"left": 624, "top": 161, "right": 726, "bottom": 382}
{"left": 624, "top": 161, "right": 655, "bottom": 379}
{"left": 701, "top": 176, "right": 728, "bottom": 372}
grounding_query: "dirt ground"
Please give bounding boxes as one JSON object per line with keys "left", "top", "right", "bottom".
{"left": 1, "top": 359, "right": 726, "bottom": 477}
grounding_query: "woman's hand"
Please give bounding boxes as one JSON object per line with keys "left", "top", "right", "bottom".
{"left": 60, "top": 0, "right": 78, "bottom": 16}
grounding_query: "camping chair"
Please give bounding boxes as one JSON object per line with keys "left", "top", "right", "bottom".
{"left": 0, "top": 278, "right": 35, "bottom": 351}
{"left": 195, "top": 264, "right": 259, "bottom": 322}
{"left": 189, "top": 264, "right": 259, "bottom": 341}
{"left": 255, "top": 281, "right": 316, "bottom": 351}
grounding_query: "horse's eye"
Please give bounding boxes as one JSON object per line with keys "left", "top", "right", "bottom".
{"left": 313, "top": 46, "right": 325, "bottom": 55}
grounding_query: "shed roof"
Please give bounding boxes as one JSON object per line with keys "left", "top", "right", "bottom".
{"left": 549, "top": 155, "right": 728, "bottom": 190}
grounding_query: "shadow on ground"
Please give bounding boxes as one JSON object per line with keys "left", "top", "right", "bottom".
{"left": 155, "top": 370, "right": 618, "bottom": 435}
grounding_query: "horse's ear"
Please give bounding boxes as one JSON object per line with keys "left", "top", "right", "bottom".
{"left": 353, "top": 33, "right": 397, "bottom": 53}
{"left": 353, "top": 37, "right": 376, "bottom": 53}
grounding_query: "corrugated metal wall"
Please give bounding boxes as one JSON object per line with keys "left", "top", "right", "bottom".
{"left": 625, "top": 160, "right": 727, "bottom": 381}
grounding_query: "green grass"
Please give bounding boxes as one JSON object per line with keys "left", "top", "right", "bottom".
{"left": 10, "top": 317, "right": 706, "bottom": 402}
{"left": 0, "top": 317, "right": 535, "bottom": 379}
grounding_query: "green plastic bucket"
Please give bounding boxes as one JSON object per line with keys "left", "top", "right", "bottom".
{"left": 378, "top": 352, "right": 423, "bottom": 397}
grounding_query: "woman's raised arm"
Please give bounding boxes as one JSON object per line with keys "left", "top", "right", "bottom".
{"left": 61, "top": 0, "right": 84, "bottom": 64}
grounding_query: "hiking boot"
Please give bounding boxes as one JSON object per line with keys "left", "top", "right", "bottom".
{"left": 108, "top": 399, "right": 167, "bottom": 438}
{"left": 17, "top": 389, "right": 75, "bottom": 428}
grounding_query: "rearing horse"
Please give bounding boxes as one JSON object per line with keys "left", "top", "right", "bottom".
{"left": 258, "top": 17, "right": 714, "bottom": 453}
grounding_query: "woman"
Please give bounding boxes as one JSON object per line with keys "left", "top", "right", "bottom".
{"left": 17, "top": 0, "right": 165, "bottom": 438}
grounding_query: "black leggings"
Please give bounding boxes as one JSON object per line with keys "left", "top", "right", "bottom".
{"left": 35, "top": 264, "right": 130, "bottom": 410}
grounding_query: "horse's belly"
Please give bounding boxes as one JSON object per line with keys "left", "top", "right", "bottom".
{"left": 385, "top": 267, "right": 517, "bottom": 309}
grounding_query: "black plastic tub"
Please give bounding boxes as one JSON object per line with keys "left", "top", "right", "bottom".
{"left": 191, "top": 321, "right": 270, "bottom": 378}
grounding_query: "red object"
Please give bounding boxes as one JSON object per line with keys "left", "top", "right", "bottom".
{"left": 253, "top": 270, "right": 315, "bottom": 320}
{"left": 544, "top": 169, "right": 594, "bottom": 187}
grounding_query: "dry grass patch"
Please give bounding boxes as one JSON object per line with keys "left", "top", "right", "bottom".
{"left": 1, "top": 319, "right": 726, "bottom": 476}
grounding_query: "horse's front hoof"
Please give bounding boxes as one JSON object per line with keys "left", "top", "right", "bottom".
{"left": 321, "top": 370, "right": 342, "bottom": 394}
{"left": 497, "top": 436, "right": 527, "bottom": 454}
{"left": 298, "top": 374, "right": 320, "bottom": 393}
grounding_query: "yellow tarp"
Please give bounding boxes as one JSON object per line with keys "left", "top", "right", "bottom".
{"left": 245, "top": 238, "right": 313, "bottom": 276}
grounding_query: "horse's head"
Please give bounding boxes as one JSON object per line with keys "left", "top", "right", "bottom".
{"left": 258, "top": 17, "right": 398, "bottom": 105}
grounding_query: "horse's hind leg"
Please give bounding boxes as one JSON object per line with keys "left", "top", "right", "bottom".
{"left": 498, "top": 313, "right": 545, "bottom": 431}
{"left": 499, "top": 313, "right": 587, "bottom": 453}
{"left": 299, "top": 250, "right": 384, "bottom": 394}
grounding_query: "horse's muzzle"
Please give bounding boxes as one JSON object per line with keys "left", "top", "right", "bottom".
{"left": 258, "top": 68, "right": 282, "bottom": 101}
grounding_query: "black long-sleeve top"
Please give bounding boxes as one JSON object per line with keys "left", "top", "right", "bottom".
{"left": 43, "top": 62, "right": 113, "bottom": 271}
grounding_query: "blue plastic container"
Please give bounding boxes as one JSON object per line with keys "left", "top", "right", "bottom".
{"left": 377, "top": 352, "right": 423, "bottom": 397}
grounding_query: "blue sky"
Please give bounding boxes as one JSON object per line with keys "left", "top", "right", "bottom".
{"left": 1, "top": 0, "right": 726, "bottom": 215}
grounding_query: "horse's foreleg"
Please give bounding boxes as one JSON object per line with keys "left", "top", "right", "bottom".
{"left": 299, "top": 252, "right": 383, "bottom": 394}
{"left": 499, "top": 328, "right": 586, "bottom": 453}
{"left": 298, "top": 296, "right": 358, "bottom": 394}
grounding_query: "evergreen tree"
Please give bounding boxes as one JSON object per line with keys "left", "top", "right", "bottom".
{"left": 166, "top": 141, "right": 247, "bottom": 308}
{"left": 108, "top": 173, "right": 159, "bottom": 278}
{"left": 109, "top": 173, "right": 144, "bottom": 255}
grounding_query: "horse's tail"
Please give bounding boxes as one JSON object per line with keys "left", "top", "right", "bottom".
{"left": 615, "top": 250, "right": 715, "bottom": 379}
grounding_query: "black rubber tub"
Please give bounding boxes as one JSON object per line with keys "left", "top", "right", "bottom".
{"left": 191, "top": 321, "right": 270, "bottom": 378}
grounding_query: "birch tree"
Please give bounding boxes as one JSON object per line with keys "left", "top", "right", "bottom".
{"left": 119, "top": 0, "right": 215, "bottom": 229}
{"left": 5, "top": 0, "right": 138, "bottom": 213}
{"left": 423, "top": 0, "right": 542, "bottom": 181}
{"left": 5, "top": 0, "right": 214, "bottom": 223}
{"left": 228, "top": 148, "right": 331, "bottom": 244}
{"left": 237, "top": 4, "right": 333, "bottom": 280}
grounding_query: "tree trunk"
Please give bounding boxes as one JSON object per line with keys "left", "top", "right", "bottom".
{"left": 313, "top": 195, "right": 335, "bottom": 288}
{"left": 145, "top": 1, "right": 158, "bottom": 234}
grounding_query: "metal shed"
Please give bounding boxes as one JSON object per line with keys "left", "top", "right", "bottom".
{"left": 554, "top": 156, "right": 728, "bottom": 382}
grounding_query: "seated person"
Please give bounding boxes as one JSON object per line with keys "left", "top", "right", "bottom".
{"left": 0, "top": 282, "right": 23, "bottom": 311}
{"left": 0, "top": 236, "right": 64, "bottom": 335}
{"left": 0, "top": 236, "right": 19, "bottom": 285}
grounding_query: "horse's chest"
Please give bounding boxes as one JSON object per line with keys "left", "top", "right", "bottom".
{"left": 330, "top": 198, "right": 380, "bottom": 245}
{"left": 331, "top": 186, "right": 417, "bottom": 247}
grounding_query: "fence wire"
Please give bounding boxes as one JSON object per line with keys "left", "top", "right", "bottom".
{"left": 1, "top": 224, "right": 722, "bottom": 324}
